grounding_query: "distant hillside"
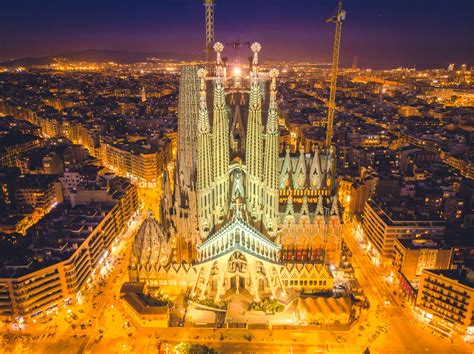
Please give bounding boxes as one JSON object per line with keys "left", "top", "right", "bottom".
{"left": 0, "top": 49, "right": 195, "bottom": 68}
{"left": 0, "top": 56, "right": 53, "bottom": 67}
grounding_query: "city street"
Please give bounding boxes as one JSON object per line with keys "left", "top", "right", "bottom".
{"left": 343, "top": 223, "right": 472, "bottom": 353}
{"left": 2, "top": 217, "right": 472, "bottom": 354}
{"left": 0, "top": 211, "right": 144, "bottom": 354}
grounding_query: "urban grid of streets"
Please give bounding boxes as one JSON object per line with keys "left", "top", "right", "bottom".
{"left": 1, "top": 214, "right": 473, "bottom": 353}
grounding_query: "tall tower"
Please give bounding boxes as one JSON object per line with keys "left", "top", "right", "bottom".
{"left": 177, "top": 66, "right": 200, "bottom": 189}
{"left": 204, "top": 0, "right": 215, "bottom": 64}
{"left": 211, "top": 42, "right": 229, "bottom": 222}
{"left": 245, "top": 42, "right": 263, "bottom": 217}
{"left": 141, "top": 86, "right": 147, "bottom": 103}
{"left": 325, "top": 0, "right": 346, "bottom": 149}
{"left": 196, "top": 68, "right": 214, "bottom": 238}
{"left": 262, "top": 69, "right": 280, "bottom": 236}
{"left": 173, "top": 66, "right": 201, "bottom": 257}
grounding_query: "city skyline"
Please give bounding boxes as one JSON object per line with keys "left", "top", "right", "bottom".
{"left": 0, "top": 0, "right": 473, "bottom": 68}
{"left": 0, "top": 1, "right": 473, "bottom": 353}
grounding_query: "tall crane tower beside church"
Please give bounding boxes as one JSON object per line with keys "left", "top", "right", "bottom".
{"left": 204, "top": 0, "right": 215, "bottom": 64}
{"left": 325, "top": 0, "right": 346, "bottom": 149}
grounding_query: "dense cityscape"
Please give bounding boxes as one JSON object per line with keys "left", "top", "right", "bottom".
{"left": 0, "top": 1, "right": 473, "bottom": 353}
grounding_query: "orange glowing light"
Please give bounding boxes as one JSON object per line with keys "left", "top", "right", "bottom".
{"left": 233, "top": 66, "right": 242, "bottom": 76}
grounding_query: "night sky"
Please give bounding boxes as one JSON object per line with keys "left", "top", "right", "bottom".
{"left": 0, "top": 0, "right": 472, "bottom": 68}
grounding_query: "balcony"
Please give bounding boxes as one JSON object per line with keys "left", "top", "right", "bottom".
{"left": 13, "top": 277, "right": 60, "bottom": 297}
{"left": 425, "top": 277, "right": 468, "bottom": 298}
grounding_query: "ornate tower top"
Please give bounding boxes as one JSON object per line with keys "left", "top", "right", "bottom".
{"left": 269, "top": 69, "right": 279, "bottom": 97}
{"left": 214, "top": 42, "right": 225, "bottom": 86}
{"left": 251, "top": 42, "right": 261, "bottom": 68}
{"left": 197, "top": 68, "right": 208, "bottom": 106}
{"left": 249, "top": 42, "right": 261, "bottom": 104}
{"left": 267, "top": 68, "right": 279, "bottom": 134}
{"left": 197, "top": 68, "right": 210, "bottom": 133}
{"left": 214, "top": 42, "right": 224, "bottom": 65}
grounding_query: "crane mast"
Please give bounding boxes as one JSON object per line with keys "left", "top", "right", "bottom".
{"left": 325, "top": 0, "right": 346, "bottom": 149}
{"left": 204, "top": 0, "right": 215, "bottom": 64}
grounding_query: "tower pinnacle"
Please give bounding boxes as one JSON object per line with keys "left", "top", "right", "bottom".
{"left": 214, "top": 42, "right": 224, "bottom": 65}
{"left": 267, "top": 68, "right": 279, "bottom": 134}
{"left": 212, "top": 42, "right": 229, "bottom": 221}
{"left": 263, "top": 67, "right": 280, "bottom": 235}
{"left": 213, "top": 42, "right": 226, "bottom": 107}
{"left": 196, "top": 67, "right": 214, "bottom": 238}
{"left": 251, "top": 42, "right": 261, "bottom": 69}
{"left": 141, "top": 86, "right": 147, "bottom": 103}
{"left": 197, "top": 68, "right": 210, "bottom": 133}
{"left": 246, "top": 43, "right": 264, "bottom": 216}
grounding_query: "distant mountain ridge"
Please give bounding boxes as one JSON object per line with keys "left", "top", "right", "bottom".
{"left": 0, "top": 49, "right": 196, "bottom": 67}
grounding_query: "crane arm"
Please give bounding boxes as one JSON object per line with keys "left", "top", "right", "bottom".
{"left": 325, "top": 0, "right": 346, "bottom": 149}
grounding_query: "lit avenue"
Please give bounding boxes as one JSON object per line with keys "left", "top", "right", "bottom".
{"left": 0, "top": 1, "right": 473, "bottom": 353}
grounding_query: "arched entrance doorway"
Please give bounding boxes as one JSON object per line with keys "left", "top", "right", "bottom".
{"left": 227, "top": 251, "right": 247, "bottom": 292}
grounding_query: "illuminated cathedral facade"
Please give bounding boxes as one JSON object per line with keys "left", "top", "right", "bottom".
{"left": 132, "top": 42, "right": 342, "bottom": 301}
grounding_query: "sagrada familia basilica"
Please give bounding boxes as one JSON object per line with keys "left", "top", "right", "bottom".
{"left": 129, "top": 43, "right": 342, "bottom": 302}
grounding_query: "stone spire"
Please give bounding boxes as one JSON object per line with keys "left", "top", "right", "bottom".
{"left": 176, "top": 66, "right": 200, "bottom": 190}
{"left": 212, "top": 42, "right": 229, "bottom": 221}
{"left": 198, "top": 69, "right": 210, "bottom": 134}
{"left": 280, "top": 145, "right": 293, "bottom": 189}
{"left": 196, "top": 68, "right": 214, "bottom": 238}
{"left": 309, "top": 145, "right": 322, "bottom": 189}
{"left": 173, "top": 65, "right": 201, "bottom": 254}
{"left": 248, "top": 42, "right": 262, "bottom": 110}
{"left": 197, "top": 68, "right": 212, "bottom": 186}
{"left": 246, "top": 42, "right": 263, "bottom": 215}
{"left": 263, "top": 68, "right": 280, "bottom": 236}
{"left": 294, "top": 146, "right": 307, "bottom": 189}
{"left": 141, "top": 86, "right": 147, "bottom": 103}
{"left": 266, "top": 69, "right": 279, "bottom": 134}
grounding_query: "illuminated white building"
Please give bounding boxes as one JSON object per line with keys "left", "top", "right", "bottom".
{"left": 151, "top": 43, "right": 342, "bottom": 301}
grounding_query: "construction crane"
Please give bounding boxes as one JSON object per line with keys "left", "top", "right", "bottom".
{"left": 225, "top": 36, "right": 251, "bottom": 57}
{"left": 325, "top": 0, "right": 346, "bottom": 149}
{"left": 204, "top": 0, "right": 215, "bottom": 64}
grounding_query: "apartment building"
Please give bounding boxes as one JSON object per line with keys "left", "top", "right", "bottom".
{"left": 101, "top": 139, "right": 171, "bottom": 188}
{"left": 393, "top": 238, "right": 453, "bottom": 301}
{"left": 417, "top": 269, "right": 474, "bottom": 336}
{"left": 0, "top": 177, "right": 138, "bottom": 321}
{"left": 363, "top": 197, "right": 445, "bottom": 261}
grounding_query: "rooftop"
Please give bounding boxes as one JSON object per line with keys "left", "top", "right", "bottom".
{"left": 107, "top": 138, "right": 169, "bottom": 156}
{"left": 17, "top": 174, "right": 57, "bottom": 188}
{"left": 425, "top": 269, "right": 474, "bottom": 289}
{"left": 0, "top": 175, "right": 131, "bottom": 278}
{"left": 369, "top": 196, "right": 445, "bottom": 226}
{"left": 397, "top": 237, "right": 450, "bottom": 250}
{"left": 0, "top": 131, "right": 38, "bottom": 154}
{"left": 0, "top": 202, "right": 113, "bottom": 278}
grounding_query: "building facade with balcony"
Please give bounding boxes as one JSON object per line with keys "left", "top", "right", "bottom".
{"left": 393, "top": 238, "right": 453, "bottom": 302}
{"left": 416, "top": 269, "right": 474, "bottom": 336}
{"left": 0, "top": 177, "right": 138, "bottom": 322}
{"left": 101, "top": 139, "right": 171, "bottom": 188}
{"left": 363, "top": 197, "right": 445, "bottom": 262}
